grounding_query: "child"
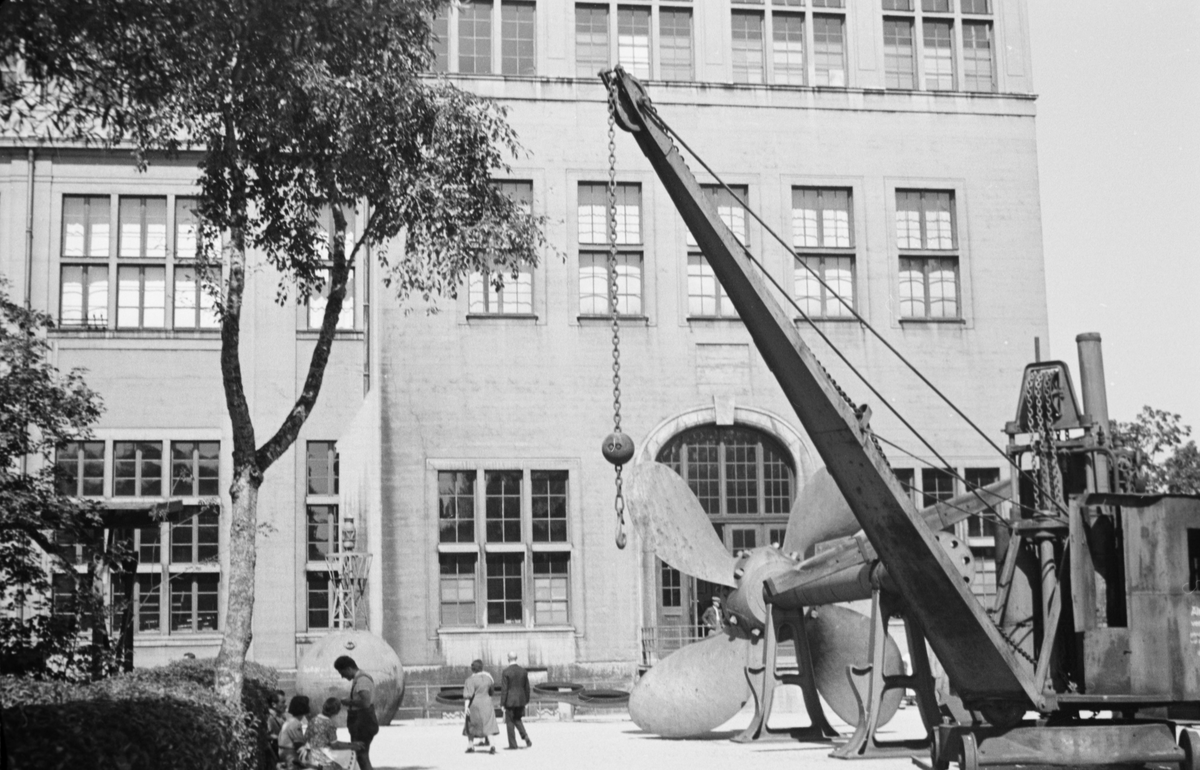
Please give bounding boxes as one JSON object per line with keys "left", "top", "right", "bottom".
{"left": 278, "top": 695, "right": 311, "bottom": 768}
{"left": 302, "top": 697, "right": 364, "bottom": 769}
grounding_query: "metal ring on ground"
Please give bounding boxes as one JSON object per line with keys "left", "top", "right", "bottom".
{"left": 577, "top": 689, "right": 630, "bottom": 704}
{"left": 532, "top": 681, "right": 584, "bottom": 697}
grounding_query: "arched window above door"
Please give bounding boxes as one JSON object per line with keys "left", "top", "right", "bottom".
{"left": 656, "top": 424, "right": 795, "bottom": 519}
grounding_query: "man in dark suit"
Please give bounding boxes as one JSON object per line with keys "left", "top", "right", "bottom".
{"left": 499, "top": 651, "right": 533, "bottom": 750}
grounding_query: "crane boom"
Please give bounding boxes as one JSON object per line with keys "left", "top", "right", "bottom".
{"left": 603, "top": 67, "right": 1041, "bottom": 708}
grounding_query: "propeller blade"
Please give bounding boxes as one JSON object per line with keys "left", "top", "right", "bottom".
{"left": 783, "top": 467, "right": 860, "bottom": 556}
{"left": 806, "top": 604, "right": 904, "bottom": 727}
{"left": 626, "top": 462, "right": 737, "bottom": 587}
{"left": 629, "top": 631, "right": 754, "bottom": 737}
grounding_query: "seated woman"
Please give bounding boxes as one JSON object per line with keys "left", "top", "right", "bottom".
{"left": 278, "top": 695, "right": 310, "bottom": 769}
{"left": 302, "top": 697, "right": 364, "bottom": 769}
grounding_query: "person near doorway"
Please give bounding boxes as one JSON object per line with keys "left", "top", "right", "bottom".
{"left": 701, "top": 595, "right": 723, "bottom": 636}
{"left": 499, "top": 652, "right": 533, "bottom": 750}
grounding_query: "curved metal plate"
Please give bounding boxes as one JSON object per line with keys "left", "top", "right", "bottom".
{"left": 783, "top": 467, "right": 860, "bottom": 556}
{"left": 807, "top": 604, "right": 904, "bottom": 727}
{"left": 629, "top": 631, "right": 754, "bottom": 737}
{"left": 626, "top": 462, "right": 737, "bottom": 587}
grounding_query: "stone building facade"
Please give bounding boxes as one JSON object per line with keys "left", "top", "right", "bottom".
{"left": 0, "top": 0, "right": 1046, "bottom": 706}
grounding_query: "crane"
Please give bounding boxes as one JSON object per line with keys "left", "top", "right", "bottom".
{"left": 603, "top": 66, "right": 1200, "bottom": 769}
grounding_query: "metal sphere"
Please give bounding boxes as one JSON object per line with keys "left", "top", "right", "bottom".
{"left": 295, "top": 629, "right": 405, "bottom": 727}
{"left": 601, "top": 431, "right": 635, "bottom": 466}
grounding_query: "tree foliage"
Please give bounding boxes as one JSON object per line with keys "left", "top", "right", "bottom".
{"left": 3, "top": 0, "right": 549, "bottom": 700}
{"left": 0, "top": 280, "right": 116, "bottom": 680}
{"left": 1112, "top": 406, "right": 1200, "bottom": 494}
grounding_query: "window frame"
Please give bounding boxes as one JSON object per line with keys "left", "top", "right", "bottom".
{"left": 687, "top": 184, "right": 749, "bottom": 320}
{"left": 577, "top": 181, "right": 645, "bottom": 319}
{"left": 431, "top": 462, "right": 578, "bottom": 630}
{"left": 56, "top": 192, "right": 222, "bottom": 333}
{"left": 894, "top": 188, "right": 964, "bottom": 321}
{"left": 881, "top": 0, "right": 997, "bottom": 93}
{"left": 468, "top": 180, "right": 537, "bottom": 318}
{"left": 791, "top": 186, "right": 856, "bottom": 320}
{"left": 304, "top": 440, "right": 340, "bottom": 631}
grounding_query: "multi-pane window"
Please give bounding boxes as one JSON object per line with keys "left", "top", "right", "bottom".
{"left": 134, "top": 574, "right": 162, "bottom": 632}
{"left": 532, "top": 552, "right": 569, "bottom": 625}
{"left": 170, "top": 573, "right": 219, "bottom": 632}
{"left": 501, "top": 2, "right": 536, "bottom": 75}
{"left": 439, "top": 554, "right": 478, "bottom": 626}
{"left": 923, "top": 20, "right": 955, "bottom": 90}
{"left": 62, "top": 196, "right": 111, "bottom": 259}
{"left": 306, "top": 505, "right": 339, "bottom": 561}
{"left": 772, "top": 13, "right": 805, "bottom": 85}
{"left": 306, "top": 572, "right": 333, "bottom": 630}
{"left": 964, "top": 467, "right": 1001, "bottom": 538}
{"left": 173, "top": 265, "right": 219, "bottom": 329}
{"left": 659, "top": 9, "right": 694, "bottom": 81}
{"left": 731, "top": 528, "right": 757, "bottom": 551}
{"left": 893, "top": 468, "right": 918, "bottom": 505}
{"left": 119, "top": 197, "right": 168, "bottom": 259}
{"left": 617, "top": 7, "right": 651, "bottom": 79}
{"left": 469, "top": 181, "right": 534, "bottom": 315}
{"left": 60, "top": 194, "right": 219, "bottom": 330}
{"left": 657, "top": 425, "right": 795, "bottom": 517}
{"left": 173, "top": 198, "right": 219, "bottom": 329}
{"left": 56, "top": 441, "right": 105, "bottom": 497}
{"left": 431, "top": 8, "right": 450, "bottom": 72}
{"left": 170, "top": 441, "right": 220, "bottom": 497}
{"left": 813, "top": 15, "right": 846, "bottom": 86}
{"left": 304, "top": 441, "right": 339, "bottom": 629}
{"left": 661, "top": 562, "right": 682, "bottom": 608}
{"left": 883, "top": 18, "right": 916, "bottom": 88}
{"left": 579, "top": 182, "right": 643, "bottom": 317}
{"left": 531, "top": 471, "right": 568, "bottom": 542}
{"left": 171, "top": 509, "right": 220, "bottom": 563}
{"left": 459, "top": 0, "right": 493, "bottom": 74}
{"left": 485, "top": 471, "right": 522, "bottom": 543}
{"left": 306, "top": 268, "right": 355, "bottom": 330}
{"left": 61, "top": 196, "right": 111, "bottom": 328}
{"left": 962, "top": 22, "right": 994, "bottom": 92}
{"left": 437, "top": 471, "right": 475, "bottom": 544}
{"left": 487, "top": 552, "right": 524, "bottom": 625}
{"left": 793, "top": 187, "right": 854, "bottom": 318}
{"left": 59, "top": 265, "right": 109, "bottom": 327}
{"left": 434, "top": 466, "right": 574, "bottom": 628}
{"left": 113, "top": 441, "right": 163, "bottom": 497}
{"left": 897, "top": 190, "right": 959, "bottom": 319}
{"left": 731, "top": 11, "right": 765, "bottom": 84}
{"left": 688, "top": 185, "right": 747, "bottom": 318}
{"left": 306, "top": 441, "right": 339, "bottom": 495}
{"left": 137, "top": 527, "right": 161, "bottom": 564}
{"left": 962, "top": 0, "right": 991, "bottom": 13}
{"left": 576, "top": 4, "right": 610, "bottom": 76}
{"left": 920, "top": 467, "right": 956, "bottom": 508}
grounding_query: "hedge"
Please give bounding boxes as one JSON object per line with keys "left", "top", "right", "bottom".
{"left": 1, "top": 659, "right": 279, "bottom": 770}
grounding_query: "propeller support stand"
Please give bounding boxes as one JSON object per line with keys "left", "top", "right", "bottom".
{"left": 735, "top": 603, "right": 839, "bottom": 743}
{"left": 832, "top": 588, "right": 942, "bottom": 760}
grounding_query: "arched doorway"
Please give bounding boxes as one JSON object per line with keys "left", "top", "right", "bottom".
{"left": 651, "top": 424, "right": 796, "bottom": 648}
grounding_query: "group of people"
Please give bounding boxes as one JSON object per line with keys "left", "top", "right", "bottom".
{"left": 462, "top": 652, "right": 534, "bottom": 754}
{"left": 267, "top": 656, "right": 379, "bottom": 770}
{"left": 264, "top": 652, "right": 537, "bottom": 765}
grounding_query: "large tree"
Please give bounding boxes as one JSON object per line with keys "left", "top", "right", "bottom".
{"left": 2, "top": 0, "right": 547, "bottom": 700}
{"left": 1113, "top": 406, "right": 1200, "bottom": 494}
{"left": 0, "top": 280, "right": 114, "bottom": 680}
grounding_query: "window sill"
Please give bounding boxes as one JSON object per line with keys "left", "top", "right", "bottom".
{"left": 793, "top": 316, "right": 861, "bottom": 324}
{"left": 51, "top": 328, "right": 221, "bottom": 339}
{"left": 437, "top": 542, "right": 479, "bottom": 553}
{"left": 687, "top": 316, "right": 742, "bottom": 324}
{"left": 133, "top": 633, "right": 223, "bottom": 646}
{"left": 437, "top": 626, "right": 575, "bottom": 635}
{"left": 898, "top": 317, "right": 966, "bottom": 325}
{"left": 465, "top": 313, "right": 538, "bottom": 323}
{"left": 577, "top": 314, "right": 648, "bottom": 326}
{"left": 296, "top": 329, "right": 364, "bottom": 340}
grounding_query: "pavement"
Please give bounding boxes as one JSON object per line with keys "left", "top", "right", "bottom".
{"left": 352, "top": 702, "right": 931, "bottom": 770}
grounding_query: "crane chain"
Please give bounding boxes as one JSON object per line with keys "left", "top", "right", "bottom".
{"left": 606, "top": 81, "right": 628, "bottom": 550}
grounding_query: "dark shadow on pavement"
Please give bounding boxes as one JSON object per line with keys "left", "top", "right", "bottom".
{"left": 620, "top": 729, "right": 742, "bottom": 741}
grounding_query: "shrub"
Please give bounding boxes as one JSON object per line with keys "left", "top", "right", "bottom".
{"left": 127, "top": 658, "right": 278, "bottom": 770}
{"left": 0, "top": 674, "right": 253, "bottom": 770}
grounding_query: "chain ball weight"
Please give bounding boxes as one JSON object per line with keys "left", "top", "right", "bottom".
{"left": 602, "top": 432, "right": 635, "bottom": 466}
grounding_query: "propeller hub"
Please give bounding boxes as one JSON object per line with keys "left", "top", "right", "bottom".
{"left": 723, "top": 547, "right": 795, "bottom": 631}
